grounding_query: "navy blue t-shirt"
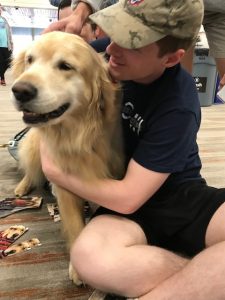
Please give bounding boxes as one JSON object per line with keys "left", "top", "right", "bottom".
{"left": 121, "top": 64, "right": 203, "bottom": 187}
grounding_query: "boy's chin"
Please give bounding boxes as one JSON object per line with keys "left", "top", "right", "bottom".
{"left": 109, "top": 67, "right": 127, "bottom": 81}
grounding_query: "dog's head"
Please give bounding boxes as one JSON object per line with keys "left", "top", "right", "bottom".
{"left": 11, "top": 32, "right": 116, "bottom": 127}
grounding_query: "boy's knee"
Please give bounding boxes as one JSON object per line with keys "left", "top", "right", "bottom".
{"left": 70, "top": 234, "right": 112, "bottom": 284}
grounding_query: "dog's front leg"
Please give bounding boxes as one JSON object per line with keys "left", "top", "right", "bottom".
{"left": 54, "top": 186, "right": 85, "bottom": 286}
{"left": 15, "top": 128, "right": 45, "bottom": 196}
{"left": 15, "top": 173, "right": 45, "bottom": 196}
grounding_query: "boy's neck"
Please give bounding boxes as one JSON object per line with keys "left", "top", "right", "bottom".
{"left": 133, "top": 68, "right": 166, "bottom": 85}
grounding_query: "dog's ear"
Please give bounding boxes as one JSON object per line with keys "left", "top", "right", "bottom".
{"left": 11, "top": 50, "right": 26, "bottom": 78}
{"left": 91, "top": 54, "right": 120, "bottom": 122}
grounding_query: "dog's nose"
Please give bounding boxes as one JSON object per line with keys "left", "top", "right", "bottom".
{"left": 12, "top": 82, "right": 37, "bottom": 102}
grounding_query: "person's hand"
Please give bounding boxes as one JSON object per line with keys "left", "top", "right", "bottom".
{"left": 43, "top": 2, "right": 92, "bottom": 35}
{"left": 43, "top": 13, "right": 83, "bottom": 34}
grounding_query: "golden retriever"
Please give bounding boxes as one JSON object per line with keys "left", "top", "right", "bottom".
{"left": 11, "top": 31, "right": 124, "bottom": 285}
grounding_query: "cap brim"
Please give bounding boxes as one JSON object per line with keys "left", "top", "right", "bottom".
{"left": 89, "top": 1, "right": 166, "bottom": 49}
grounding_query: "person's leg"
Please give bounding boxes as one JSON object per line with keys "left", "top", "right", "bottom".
{"left": 215, "top": 58, "right": 225, "bottom": 87}
{"left": 219, "top": 72, "right": 225, "bottom": 89}
{"left": 71, "top": 214, "right": 188, "bottom": 298}
{"left": 0, "top": 47, "right": 5, "bottom": 81}
{"left": 1, "top": 48, "right": 12, "bottom": 85}
{"left": 140, "top": 242, "right": 225, "bottom": 300}
{"left": 203, "top": 11, "right": 225, "bottom": 80}
{"left": 139, "top": 201, "right": 225, "bottom": 300}
{"left": 0, "top": 47, "right": 9, "bottom": 84}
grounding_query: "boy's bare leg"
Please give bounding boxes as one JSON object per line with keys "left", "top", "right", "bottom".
{"left": 140, "top": 241, "right": 225, "bottom": 300}
{"left": 140, "top": 202, "right": 225, "bottom": 300}
{"left": 71, "top": 215, "right": 188, "bottom": 297}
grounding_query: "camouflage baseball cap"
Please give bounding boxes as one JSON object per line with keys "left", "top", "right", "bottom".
{"left": 89, "top": 0, "right": 204, "bottom": 49}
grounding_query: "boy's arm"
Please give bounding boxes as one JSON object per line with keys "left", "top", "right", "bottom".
{"left": 40, "top": 141, "right": 169, "bottom": 214}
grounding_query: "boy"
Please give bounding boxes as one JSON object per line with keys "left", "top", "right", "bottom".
{"left": 41, "top": 0, "right": 225, "bottom": 299}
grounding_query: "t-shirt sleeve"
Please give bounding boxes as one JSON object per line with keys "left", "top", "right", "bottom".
{"left": 133, "top": 108, "right": 199, "bottom": 173}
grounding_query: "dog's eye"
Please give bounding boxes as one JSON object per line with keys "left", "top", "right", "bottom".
{"left": 26, "top": 55, "right": 33, "bottom": 64}
{"left": 57, "top": 61, "right": 73, "bottom": 71}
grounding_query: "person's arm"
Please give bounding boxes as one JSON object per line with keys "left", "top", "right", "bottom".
{"left": 4, "top": 19, "right": 13, "bottom": 51}
{"left": 40, "top": 141, "right": 169, "bottom": 214}
{"left": 71, "top": 0, "right": 102, "bottom": 12}
{"left": 43, "top": 1, "right": 94, "bottom": 34}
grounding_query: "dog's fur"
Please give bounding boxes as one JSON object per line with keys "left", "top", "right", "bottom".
{"left": 11, "top": 32, "right": 124, "bottom": 285}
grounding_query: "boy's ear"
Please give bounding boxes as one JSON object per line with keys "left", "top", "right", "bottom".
{"left": 164, "top": 49, "right": 185, "bottom": 68}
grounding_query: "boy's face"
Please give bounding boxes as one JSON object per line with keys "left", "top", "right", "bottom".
{"left": 106, "top": 41, "right": 170, "bottom": 84}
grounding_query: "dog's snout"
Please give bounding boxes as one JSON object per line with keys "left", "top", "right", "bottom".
{"left": 12, "top": 82, "right": 38, "bottom": 102}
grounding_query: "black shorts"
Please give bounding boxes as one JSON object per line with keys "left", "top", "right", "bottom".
{"left": 93, "top": 180, "right": 225, "bottom": 257}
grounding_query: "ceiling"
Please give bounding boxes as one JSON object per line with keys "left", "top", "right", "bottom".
{"left": 1, "top": 0, "right": 58, "bottom": 28}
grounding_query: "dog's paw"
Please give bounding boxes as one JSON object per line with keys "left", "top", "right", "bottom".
{"left": 14, "top": 185, "right": 28, "bottom": 197}
{"left": 14, "top": 178, "right": 32, "bottom": 196}
{"left": 69, "top": 261, "right": 83, "bottom": 286}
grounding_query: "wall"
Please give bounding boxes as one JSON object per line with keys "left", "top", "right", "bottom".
{"left": 1, "top": 0, "right": 53, "bottom": 9}
{"left": 11, "top": 27, "right": 42, "bottom": 55}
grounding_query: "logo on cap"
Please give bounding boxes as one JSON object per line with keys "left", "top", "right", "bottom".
{"left": 128, "top": 0, "right": 144, "bottom": 6}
